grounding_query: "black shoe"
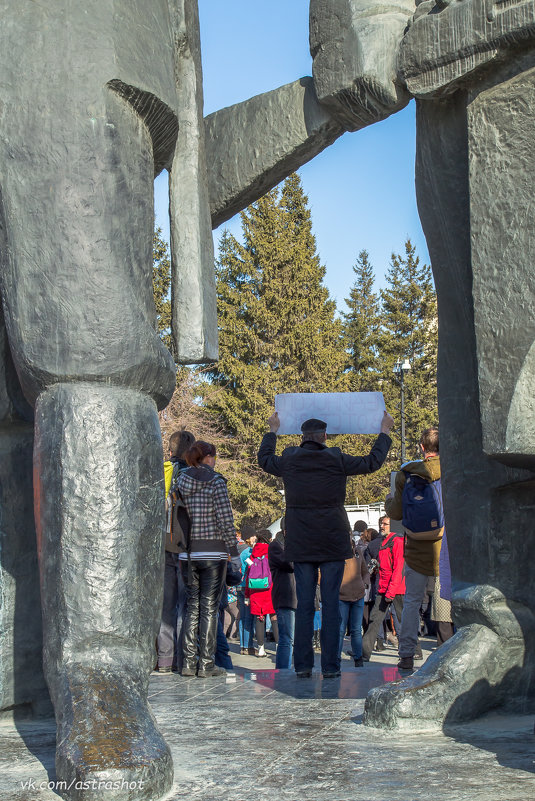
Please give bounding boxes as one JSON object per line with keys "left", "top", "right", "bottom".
{"left": 362, "top": 653, "right": 370, "bottom": 662}
{"left": 296, "top": 670, "right": 312, "bottom": 678}
{"left": 345, "top": 649, "right": 354, "bottom": 658}
{"left": 375, "top": 639, "right": 387, "bottom": 651}
{"left": 181, "top": 666, "right": 196, "bottom": 677}
{"left": 414, "top": 648, "right": 423, "bottom": 661}
{"left": 197, "top": 666, "right": 226, "bottom": 678}
{"left": 322, "top": 671, "right": 341, "bottom": 679}
{"left": 354, "top": 658, "right": 364, "bottom": 667}
{"left": 397, "top": 656, "right": 414, "bottom": 671}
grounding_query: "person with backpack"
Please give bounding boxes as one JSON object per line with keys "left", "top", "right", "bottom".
{"left": 386, "top": 426, "right": 443, "bottom": 671}
{"left": 176, "top": 441, "right": 240, "bottom": 678}
{"left": 245, "top": 530, "right": 279, "bottom": 657}
{"left": 156, "top": 429, "right": 195, "bottom": 674}
{"left": 268, "top": 518, "right": 297, "bottom": 669}
{"left": 339, "top": 538, "right": 370, "bottom": 667}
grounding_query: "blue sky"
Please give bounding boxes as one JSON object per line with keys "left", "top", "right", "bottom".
{"left": 154, "top": 0, "right": 429, "bottom": 310}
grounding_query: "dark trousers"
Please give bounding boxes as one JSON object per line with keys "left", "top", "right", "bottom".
{"left": 224, "top": 600, "right": 239, "bottom": 638}
{"left": 255, "top": 614, "right": 279, "bottom": 647}
{"left": 362, "top": 600, "right": 372, "bottom": 634}
{"left": 362, "top": 593, "right": 404, "bottom": 660}
{"left": 294, "top": 561, "right": 345, "bottom": 674}
{"left": 437, "top": 621, "right": 455, "bottom": 646}
{"left": 180, "top": 559, "right": 226, "bottom": 672}
{"left": 157, "top": 551, "right": 187, "bottom": 670}
{"left": 215, "top": 616, "right": 233, "bottom": 669}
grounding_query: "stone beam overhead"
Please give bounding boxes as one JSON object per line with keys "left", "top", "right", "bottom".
{"left": 399, "top": 0, "right": 535, "bottom": 97}
{"left": 205, "top": 78, "right": 346, "bottom": 230}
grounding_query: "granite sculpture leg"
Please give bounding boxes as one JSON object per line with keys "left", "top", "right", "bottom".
{"left": 35, "top": 385, "right": 173, "bottom": 794}
{"left": 361, "top": 3, "right": 535, "bottom": 728}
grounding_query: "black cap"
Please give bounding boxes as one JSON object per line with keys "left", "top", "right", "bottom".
{"left": 301, "top": 418, "right": 327, "bottom": 433}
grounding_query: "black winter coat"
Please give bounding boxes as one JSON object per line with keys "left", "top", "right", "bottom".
{"left": 268, "top": 538, "right": 297, "bottom": 610}
{"left": 258, "top": 432, "right": 391, "bottom": 562}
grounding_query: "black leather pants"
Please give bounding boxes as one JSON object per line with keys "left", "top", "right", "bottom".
{"left": 180, "top": 559, "right": 226, "bottom": 672}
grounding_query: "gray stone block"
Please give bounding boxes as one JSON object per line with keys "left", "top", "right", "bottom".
{"left": 206, "top": 78, "right": 345, "bottom": 229}
{"left": 310, "top": 0, "right": 414, "bottom": 128}
{"left": 364, "top": 622, "right": 526, "bottom": 729}
{"left": 467, "top": 57, "right": 535, "bottom": 466}
{"left": 399, "top": 0, "right": 535, "bottom": 97}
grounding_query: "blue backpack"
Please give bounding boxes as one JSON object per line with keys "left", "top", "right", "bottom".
{"left": 401, "top": 471, "right": 444, "bottom": 541}
{"left": 247, "top": 554, "right": 272, "bottom": 590}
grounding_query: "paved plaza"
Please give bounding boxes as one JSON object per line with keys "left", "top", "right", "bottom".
{"left": 2, "top": 638, "right": 534, "bottom": 801}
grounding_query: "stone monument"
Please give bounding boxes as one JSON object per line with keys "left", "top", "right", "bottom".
{"left": 310, "top": 0, "right": 535, "bottom": 727}
{"left": 4, "top": 3, "right": 535, "bottom": 798}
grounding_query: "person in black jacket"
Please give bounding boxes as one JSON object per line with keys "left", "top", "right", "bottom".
{"left": 258, "top": 410, "right": 394, "bottom": 679}
{"left": 268, "top": 519, "right": 297, "bottom": 669}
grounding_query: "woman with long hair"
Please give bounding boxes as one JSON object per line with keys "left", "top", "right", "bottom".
{"left": 176, "top": 441, "right": 239, "bottom": 677}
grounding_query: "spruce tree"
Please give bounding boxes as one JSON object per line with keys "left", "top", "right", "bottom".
{"left": 152, "top": 226, "right": 172, "bottom": 353}
{"left": 378, "top": 239, "right": 438, "bottom": 463}
{"left": 204, "top": 174, "right": 347, "bottom": 524}
{"left": 342, "top": 249, "right": 381, "bottom": 391}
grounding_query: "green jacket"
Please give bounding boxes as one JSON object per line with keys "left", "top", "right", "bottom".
{"left": 385, "top": 456, "right": 442, "bottom": 577}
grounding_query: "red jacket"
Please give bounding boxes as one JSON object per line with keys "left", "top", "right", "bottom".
{"left": 377, "top": 532, "right": 405, "bottom": 598}
{"left": 245, "top": 542, "right": 275, "bottom": 616}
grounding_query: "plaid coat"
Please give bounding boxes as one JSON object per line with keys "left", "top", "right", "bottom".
{"left": 177, "top": 465, "right": 238, "bottom": 558}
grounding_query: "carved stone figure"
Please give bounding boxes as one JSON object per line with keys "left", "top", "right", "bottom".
{"left": 5, "top": 2, "right": 535, "bottom": 796}
{"left": 310, "top": 0, "right": 535, "bottom": 727}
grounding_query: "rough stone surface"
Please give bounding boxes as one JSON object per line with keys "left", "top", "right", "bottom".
{"left": 399, "top": 0, "right": 535, "bottom": 97}
{"left": 0, "top": 309, "right": 49, "bottom": 717}
{"left": 364, "top": 622, "right": 527, "bottom": 729}
{"left": 0, "top": 1, "right": 179, "bottom": 402}
{"left": 1, "top": 647, "right": 534, "bottom": 801}
{"left": 34, "top": 383, "right": 172, "bottom": 800}
{"left": 310, "top": 0, "right": 414, "bottom": 128}
{"left": 169, "top": 0, "right": 218, "bottom": 364}
{"left": 206, "top": 78, "right": 346, "bottom": 228}
{"left": 369, "top": 47, "right": 535, "bottom": 727}
{"left": 0, "top": 424, "right": 50, "bottom": 717}
{"left": 468, "top": 56, "right": 535, "bottom": 465}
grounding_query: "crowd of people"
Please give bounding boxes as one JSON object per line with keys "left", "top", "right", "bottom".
{"left": 155, "top": 414, "right": 453, "bottom": 679}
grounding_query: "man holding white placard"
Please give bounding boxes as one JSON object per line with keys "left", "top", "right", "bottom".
{"left": 258, "top": 410, "right": 394, "bottom": 678}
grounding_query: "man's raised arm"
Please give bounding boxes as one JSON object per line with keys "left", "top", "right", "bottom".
{"left": 258, "top": 412, "right": 283, "bottom": 477}
{"left": 341, "top": 411, "right": 395, "bottom": 474}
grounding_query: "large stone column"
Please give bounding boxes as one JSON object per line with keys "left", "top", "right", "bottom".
{"left": 364, "top": 6, "right": 535, "bottom": 728}
{"left": 35, "top": 384, "right": 172, "bottom": 799}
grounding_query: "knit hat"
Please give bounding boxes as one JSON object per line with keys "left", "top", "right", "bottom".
{"left": 301, "top": 418, "right": 327, "bottom": 433}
